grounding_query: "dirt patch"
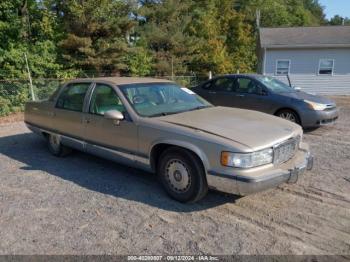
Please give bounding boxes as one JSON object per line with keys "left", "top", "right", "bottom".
{"left": 0, "top": 97, "right": 349, "bottom": 255}
{"left": 0, "top": 112, "right": 24, "bottom": 125}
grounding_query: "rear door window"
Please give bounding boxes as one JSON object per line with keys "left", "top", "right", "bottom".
{"left": 56, "top": 83, "right": 91, "bottom": 112}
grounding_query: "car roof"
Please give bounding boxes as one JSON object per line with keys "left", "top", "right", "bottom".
{"left": 199, "top": 74, "right": 262, "bottom": 85}
{"left": 212, "top": 74, "right": 262, "bottom": 79}
{"left": 66, "top": 77, "right": 173, "bottom": 86}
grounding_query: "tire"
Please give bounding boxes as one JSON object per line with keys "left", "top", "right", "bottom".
{"left": 276, "top": 109, "right": 301, "bottom": 125}
{"left": 47, "top": 133, "right": 72, "bottom": 157}
{"left": 157, "top": 147, "right": 208, "bottom": 203}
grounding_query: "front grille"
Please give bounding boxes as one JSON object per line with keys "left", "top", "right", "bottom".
{"left": 273, "top": 137, "right": 299, "bottom": 165}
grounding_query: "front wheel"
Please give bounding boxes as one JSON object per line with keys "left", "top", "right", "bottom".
{"left": 157, "top": 148, "right": 208, "bottom": 203}
{"left": 47, "top": 133, "right": 72, "bottom": 157}
{"left": 277, "top": 109, "right": 301, "bottom": 125}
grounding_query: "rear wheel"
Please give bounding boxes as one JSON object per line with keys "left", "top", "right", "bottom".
{"left": 277, "top": 109, "right": 301, "bottom": 125}
{"left": 47, "top": 133, "right": 72, "bottom": 157}
{"left": 157, "top": 148, "right": 208, "bottom": 203}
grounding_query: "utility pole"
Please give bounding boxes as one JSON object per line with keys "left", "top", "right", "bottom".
{"left": 171, "top": 56, "right": 174, "bottom": 80}
{"left": 256, "top": 9, "right": 261, "bottom": 29}
{"left": 24, "top": 53, "right": 35, "bottom": 101}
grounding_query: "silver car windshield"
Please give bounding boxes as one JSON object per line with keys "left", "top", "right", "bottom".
{"left": 120, "top": 83, "right": 212, "bottom": 117}
{"left": 257, "top": 76, "right": 294, "bottom": 93}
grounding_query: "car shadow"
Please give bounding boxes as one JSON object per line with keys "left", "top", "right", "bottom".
{"left": 303, "top": 127, "right": 320, "bottom": 133}
{"left": 0, "top": 132, "right": 239, "bottom": 212}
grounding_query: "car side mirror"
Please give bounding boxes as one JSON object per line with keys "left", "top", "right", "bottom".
{"left": 104, "top": 110, "right": 124, "bottom": 125}
{"left": 257, "top": 87, "right": 268, "bottom": 96}
{"left": 260, "top": 89, "right": 268, "bottom": 96}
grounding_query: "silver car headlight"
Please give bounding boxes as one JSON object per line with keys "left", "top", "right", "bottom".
{"left": 221, "top": 148, "right": 273, "bottom": 169}
{"left": 304, "top": 100, "right": 328, "bottom": 111}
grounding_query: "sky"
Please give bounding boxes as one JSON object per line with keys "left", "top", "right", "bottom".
{"left": 319, "top": 0, "right": 350, "bottom": 19}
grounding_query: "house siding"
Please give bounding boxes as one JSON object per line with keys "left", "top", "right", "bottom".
{"left": 271, "top": 75, "right": 350, "bottom": 95}
{"left": 265, "top": 48, "right": 350, "bottom": 75}
{"left": 262, "top": 48, "right": 350, "bottom": 95}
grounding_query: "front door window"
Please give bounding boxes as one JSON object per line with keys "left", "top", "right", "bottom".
{"left": 236, "top": 78, "right": 262, "bottom": 95}
{"left": 90, "top": 84, "right": 126, "bottom": 115}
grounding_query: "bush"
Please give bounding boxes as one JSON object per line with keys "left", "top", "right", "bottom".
{"left": 0, "top": 97, "right": 11, "bottom": 116}
{"left": 0, "top": 81, "right": 30, "bottom": 116}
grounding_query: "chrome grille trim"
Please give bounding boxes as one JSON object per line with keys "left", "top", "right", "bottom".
{"left": 273, "top": 136, "right": 300, "bottom": 165}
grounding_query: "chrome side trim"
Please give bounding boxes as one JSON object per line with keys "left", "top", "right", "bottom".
{"left": 86, "top": 143, "right": 135, "bottom": 165}
{"left": 26, "top": 121, "right": 152, "bottom": 170}
{"left": 61, "top": 135, "right": 85, "bottom": 151}
{"left": 135, "top": 155, "right": 150, "bottom": 166}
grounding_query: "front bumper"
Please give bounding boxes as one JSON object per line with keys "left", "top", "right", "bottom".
{"left": 207, "top": 147, "right": 314, "bottom": 196}
{"left": 301, "top": 108, "right": 339, "bottom": 128}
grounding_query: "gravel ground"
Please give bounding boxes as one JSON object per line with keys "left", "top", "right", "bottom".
{"left": 0, "top": 97, "right": 349, "bottom": 255}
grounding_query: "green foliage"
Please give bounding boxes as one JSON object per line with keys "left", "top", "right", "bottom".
{"left": 0, "top": 81, "right": 29, "bottom": 116}
{"left": 127, "top": 47, "right": 153, "bottom": 76}
{"left": 0, "top": 96, "right": 11, "bottom": 116}
{"left": 236, "top": 0, "right": 326, "bottom": 27}
{"left": 328, "top": 15, "right": 350, "bottom": 26}
{"left": 0, "top": 0, "right": 338, "bottom": 116}
{"left": 56, "top": 0, "right": 135, "bottom": 76}
{"left": 187, "top": 0, "right": 256, "bottom": 74}
{"left": 137, "top": 0, "right": 197, "bottom": 75}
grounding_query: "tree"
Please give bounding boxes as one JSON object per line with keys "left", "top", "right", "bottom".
{"left": 328, "top": 15, "right": 350, "bottom": 26}
{"left": 236, "top": 0, "right": 325, "bottom": 27}
{"left": 127, "top": 46, "right": 153, "bottom": 76}
{"left": 186, "top": 0, "right": 256, "bottom": 74}
{"left": 0, "top": 0, "right": 63, "bottom": 79}
{"left": 136, "top": 0, "right": 197, "bottom": 76}
{"left": 56, "top": 0, "right": 135, "bottom": 76}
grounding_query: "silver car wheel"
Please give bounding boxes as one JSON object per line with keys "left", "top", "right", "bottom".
{"left": 166, "top": 159, "right": 191, "bottom": 193}
{"left": 279, "top": 112, "right": 297, "bottom": 123}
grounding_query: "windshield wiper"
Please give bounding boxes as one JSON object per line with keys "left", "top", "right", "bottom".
{"left": 188, "top": 105, "right": 212, "bottom": 112}
{"left": 149, "top": 106, "right": 211, "bottom": 117}
{"left": 148, "top": 111, "right": 178, "bottom": 117}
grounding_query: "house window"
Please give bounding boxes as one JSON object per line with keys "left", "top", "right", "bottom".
{"left": 319, "top": 59, "right": 334, "bottom": 75}
{"left": 276, "top": 60, "right": 290, "bottom": 75}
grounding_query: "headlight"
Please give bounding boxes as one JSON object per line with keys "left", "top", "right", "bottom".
{"left": 304, "top": 100, "right": 328, "bottom": 111}
{"left": 221, "top": 148, "right": 273, "bottom": 168}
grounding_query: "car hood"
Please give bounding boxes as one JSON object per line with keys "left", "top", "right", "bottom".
{"left": 279, "top": 91, "right": 336, "bottom": 105}
{"left": 157, "top": 107, "right": 301, "bottom": 151}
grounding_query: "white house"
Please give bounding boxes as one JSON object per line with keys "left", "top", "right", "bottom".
{"left": 258, "top": 26, "right": 350, "bottom": 95}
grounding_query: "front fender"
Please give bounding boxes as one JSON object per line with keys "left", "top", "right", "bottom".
{"left": 149, "top": 139, "right": 211, "bottom": 172}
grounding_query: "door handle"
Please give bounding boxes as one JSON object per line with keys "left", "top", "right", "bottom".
{"left": 83, "top": 119, "right": 90, "bottom": 124}
{"left": 236, "top": 94, "right": 245, "bottom": 97}
{"left": 48, "top": 112, "right": 56, "bottom": 117}
{"left": 209, "top": 91, "right": 217, "bottom": 94}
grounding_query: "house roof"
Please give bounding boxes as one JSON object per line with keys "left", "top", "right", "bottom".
{"left": 260, "top": 26, "right": 350, "bottom": 48}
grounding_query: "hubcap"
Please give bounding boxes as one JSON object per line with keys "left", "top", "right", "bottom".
{"left": 279, "top": 112, "right": 296, "bottom": 123}
{"left": 165, "top": 159, "right": 191, "bottom": 193}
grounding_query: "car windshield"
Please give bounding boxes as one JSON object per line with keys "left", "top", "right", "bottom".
{"left": 120, "top": 82, "right": 212, "bottom": 117}
{"left": 256, "top": 76, "right": 294, "bottom": 93}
